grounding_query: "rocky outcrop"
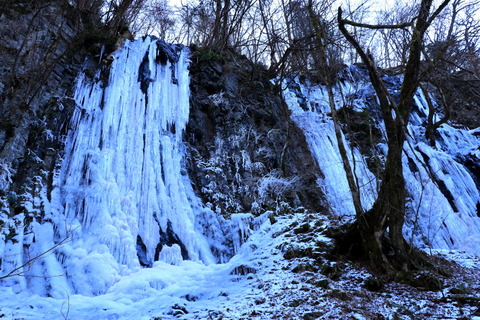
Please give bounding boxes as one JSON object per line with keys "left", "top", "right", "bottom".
{"left": 0, "top": 1, "right": 94, "bottom": 221}
{"left": 186, "top": 49, "right": 326, "bottom": 216}
{"left": 447, "top": 72, "right": 480, "bottom": 129}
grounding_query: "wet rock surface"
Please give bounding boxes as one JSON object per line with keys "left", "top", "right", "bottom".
{"left": 186, "top": 49, "right": 326, "bottom": 216}
{"left": 0, "top": 1, "right": 91, "bottom": 201}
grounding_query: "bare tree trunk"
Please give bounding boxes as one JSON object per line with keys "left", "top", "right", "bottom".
{"left": 221, "top": 0, "right": 230, "bottom": 48}
{"left": 307, "top": 0, "right": 363, "bottom": 216}
{"left": 421, "top": 85, "right": 450, "bottom": 146}
{"left": 209, "top": 0, "right": 231, "bottom": 51}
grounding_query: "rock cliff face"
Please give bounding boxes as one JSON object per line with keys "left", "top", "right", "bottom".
{"left": 0, "top": 3, "right": 326, "bottom": 228}
{"left": 0, "top": 1, "right": 89, "bottom": 209}
{"left": 186, "top": 50, "right": 326, "bottom": 216}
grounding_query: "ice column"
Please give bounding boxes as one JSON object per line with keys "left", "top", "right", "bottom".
{"left": 283, "top": 78, "right": 378, "bottom": 216}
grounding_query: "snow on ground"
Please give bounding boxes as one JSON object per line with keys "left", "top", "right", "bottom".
{"left": 1, "top": 211, "right": 479, "bottom": 320}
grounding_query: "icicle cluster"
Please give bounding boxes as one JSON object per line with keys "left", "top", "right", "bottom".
{"left": 7, "top": 37, "right": 223, "bottom": 297}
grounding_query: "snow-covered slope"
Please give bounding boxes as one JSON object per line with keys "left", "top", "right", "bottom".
{"left": 1, "top": 211, "right": 480, "bottom": 319}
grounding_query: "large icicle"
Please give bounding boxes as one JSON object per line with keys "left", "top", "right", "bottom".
{"left": 283, "top": 77, "right": 378, "bottom": 216}
{"left": 20, "top": 37, "right": 218, "bottom": 297}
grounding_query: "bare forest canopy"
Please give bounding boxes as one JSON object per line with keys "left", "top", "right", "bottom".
{"left": 53, "top": 0, "right": 479, "bottom": 122}
{"left": 1, "top": 0, "right": 477, "bottom": 89}
{"left": 109, "top": 0, "right": 479, "bottom": 72}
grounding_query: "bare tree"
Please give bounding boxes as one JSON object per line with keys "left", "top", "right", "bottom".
{"left": 422, "top": 0, "right": 480, "bottom": 142}
{"left": 102, "top": 0, "right": 146, "bottom": 34}
{"left": 131, "top": 0, "right": 176, "bottom": 40}
{"left": 206, "top": 0, "right": 256, "bottom": 51}
{"left": 374, "top": 1, "right": 417, "bottom": 68}
{"left": 336, "top": 0, "right": 451, "bottom": 275}
{"left": 177, "top": 1, "right": 213, "bottom": 45}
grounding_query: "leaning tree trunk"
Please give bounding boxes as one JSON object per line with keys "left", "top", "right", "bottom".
{"left": 307, "top": 0, "right": 363, "bottom": 217}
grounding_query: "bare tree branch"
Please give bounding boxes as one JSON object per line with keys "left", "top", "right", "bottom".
{"left": 427, "top": 0, "right": 454, "bottom": 27}
{"left": 341, "top": 18, "right": 413, "bottom": 30}
{"left": 0, "top": 235, "right": 71, "bottom": 280}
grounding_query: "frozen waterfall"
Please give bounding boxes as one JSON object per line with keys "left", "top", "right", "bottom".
{"left": 283, "top": 71, "right": 480, "bottom": 256}
{"left": 5, "top": 37, "right": 229, "bottom": 297}
{"left": 283, "top": 77, "right": 378, "bottom": 216}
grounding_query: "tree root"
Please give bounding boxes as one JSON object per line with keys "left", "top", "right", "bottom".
{"left": 326, "top": 221, "right": 452, "bottom": 290}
